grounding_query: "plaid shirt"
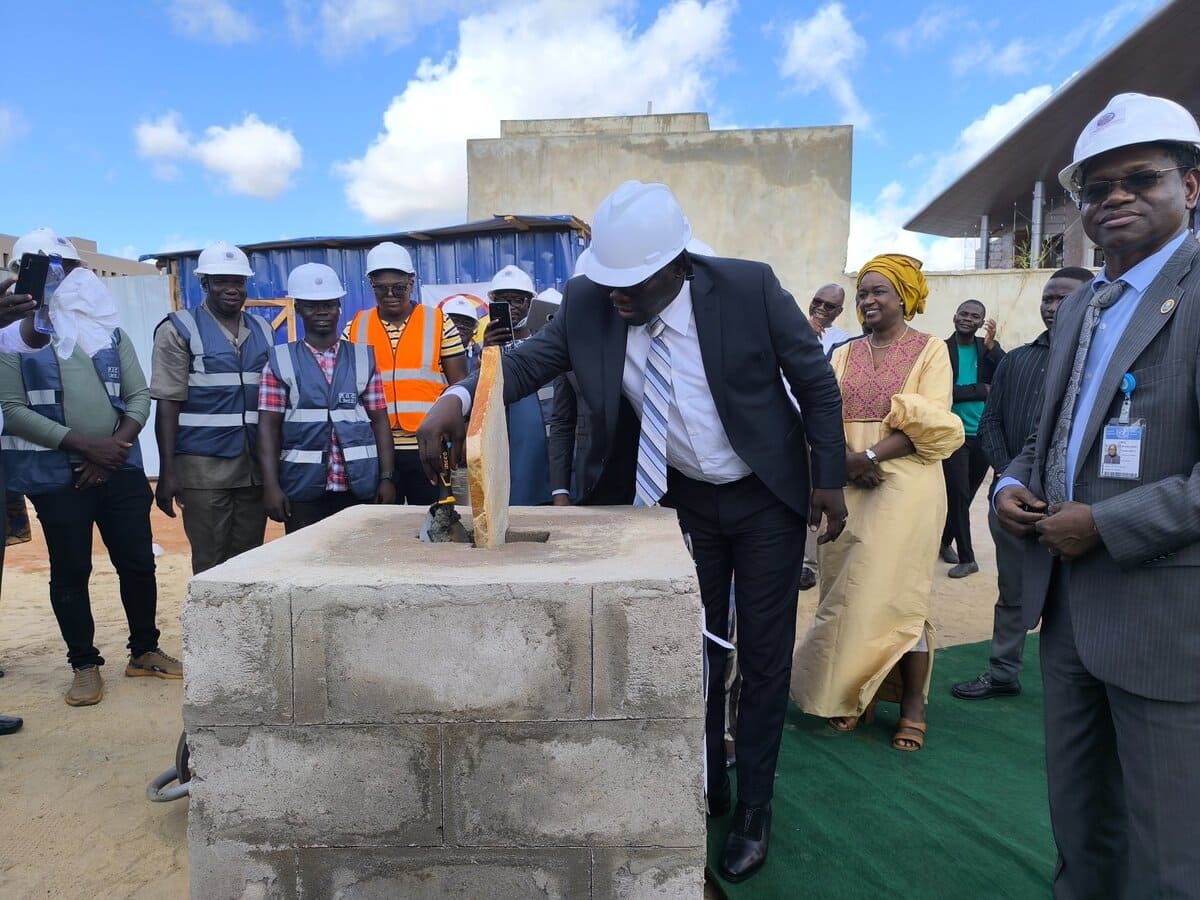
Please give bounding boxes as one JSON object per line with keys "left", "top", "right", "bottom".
{"left": 259, "top": 341, "right": 385, "bottom": 492}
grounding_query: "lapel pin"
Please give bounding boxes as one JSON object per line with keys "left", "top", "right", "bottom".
{"left": 1160, "top": 298, "right": 1176, "bottom": 314}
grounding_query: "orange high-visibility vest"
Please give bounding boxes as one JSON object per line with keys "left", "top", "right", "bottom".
{"left": 348, "top": 304, "right": 446, "bottom": 432}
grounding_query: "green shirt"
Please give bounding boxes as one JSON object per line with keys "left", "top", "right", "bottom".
{"left": 951, "top": 342, "right": 984, "bottom": 437}
{"left": 0, "top": 329, "right": 151, "bottom": 463}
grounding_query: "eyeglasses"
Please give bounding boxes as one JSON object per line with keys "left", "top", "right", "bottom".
{"left": 371, "top": 279, "right": 412, "bottom": 298}
{"left": 810, "top": 298, "right": 843, "bottom": 312}
{"left": 1075, "top": 166, "right": 1189, "bottom": 207}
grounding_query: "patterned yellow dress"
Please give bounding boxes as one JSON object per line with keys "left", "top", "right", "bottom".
{"left": 790, "top": 330, "right": 964, "bottom": 718}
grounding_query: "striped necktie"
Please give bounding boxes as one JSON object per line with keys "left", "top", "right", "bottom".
{"left": 1043, "top": 279, "right": 1128, "bottom": 506}
{"left": 634, "top": 316, "right": 671, "bottom": 507}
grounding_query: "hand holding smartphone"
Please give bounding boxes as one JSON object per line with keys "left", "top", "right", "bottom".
{"left": 483, "top": 299, "right": 514, "bottom": 348}
{"left": 14, "top": 253, "right": 50, "bottom": 307}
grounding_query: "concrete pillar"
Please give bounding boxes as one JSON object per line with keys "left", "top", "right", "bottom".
{"left": 184, "top": 505, "right": 706, "bottom": 899}
{"left": 979, "top": 214, "right": 990, "bottom": 269}
{"left": 1031, "top": 181, "right": 1045, "bottom": 267}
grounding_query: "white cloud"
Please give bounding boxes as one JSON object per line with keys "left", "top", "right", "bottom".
{"left": 779, "top": 3, "right": 870, "bottom": 131}
{"left": 336, "top": 0, "right": 733, "bottom": 226}
{"left": 134, "top": 112, "right": 303, "bottom": 199}
{"left": 886, "top": 5, "right": 965, "bottom": 54}
{"left": 848, "top": 85, "right": 1054, "bottom": 272}
{"left": 315, "top": 0, "right": 479, "bottom": 55}
{"left": 167, "top": 0, "right": 258, "bottom": 44}
{"left": 951, "top": 38, "right": 1035, "bottom": 78}
{"left": 0, "top": 104, "right": 29, "bottom": 146}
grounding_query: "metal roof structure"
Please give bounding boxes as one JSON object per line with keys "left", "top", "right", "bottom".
{"left": 142, "top": 214, "right": 589, "bottom": 262}
{"left": 905, "top": 0, "right": 1200, "bottom": 239}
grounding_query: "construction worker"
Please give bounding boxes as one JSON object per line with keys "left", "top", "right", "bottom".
{"left": 0, "top": 257, "right": 181, "bottom": 707}
{"left": 441, "top": 295, "right": 484, "bottom": 370}
{"left": 150, "top": 241, "right": 274, "bottom": 574}
{"left": 481, "top": 264, "right": 552, "bottom": 505}
{"left": 343, "top": 242, "right": 466, "bottom": 504}
{"left": 259, "top": 264, "right": 395, "bottom": 533}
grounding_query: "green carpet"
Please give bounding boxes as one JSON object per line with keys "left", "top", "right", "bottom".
{"left": 706, "top": 636, "right": 1054, "bottom": 899}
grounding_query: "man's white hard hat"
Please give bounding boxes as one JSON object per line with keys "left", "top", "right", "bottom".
{"left": 686, "top": 237, "right": 716, "bottom": 256}
{"left": 537, "top": 288, "right": 563, "bottom": 306}
{"left": 10, "top": 227, "right": 81, "bottom": 272}
{"left": 365, "top": 241, "right": 415, "bottom": 276}
{"left": 488, "top": 264, "right": 535, "bottom": 298}
{"left": 288, "top": 263, "right": 345, "bottom": 301}
{"left": 1059, "top": 92, "right": 1200, "bottom": 193}
{"left": 572, "top": 248, "right": 591, "bottom": 278}
{"left": 581, "top": 180, "right": 692, "bottom": 287}
{"left": 194, "top": 240, "right": 254, "bottom": 277}
{"left": 442, "top": 295, "right": 481, "bottom": 319}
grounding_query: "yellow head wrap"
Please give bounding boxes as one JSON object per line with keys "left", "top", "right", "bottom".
{"left": 856, "top": 253, "right": 929, "bottom": 322}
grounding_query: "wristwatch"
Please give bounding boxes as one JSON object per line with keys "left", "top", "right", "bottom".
{"left": 379, "top": 471, "right": 395, "bottom": 480}
{"left": 864, "top": 448, "right": 880, "bottom": 467}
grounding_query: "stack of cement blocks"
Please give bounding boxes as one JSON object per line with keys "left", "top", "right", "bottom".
{"left": 183, "top": 505, "right": 706, "bottom": 898}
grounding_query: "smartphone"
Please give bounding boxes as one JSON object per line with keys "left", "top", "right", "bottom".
{"left": 14, "top": 253, "right": 49, "bottom": 307}
{"left": 489, "top": 300, "right": 514, "bottom": 343}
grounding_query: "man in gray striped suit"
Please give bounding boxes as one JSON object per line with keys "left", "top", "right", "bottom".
{"left": 996, "top": 92, "right": 1200, "bottom": 897}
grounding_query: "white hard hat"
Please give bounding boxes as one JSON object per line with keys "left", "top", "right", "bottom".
{"left": 442, "top": 296, "right": 481, "bottom": 319}
{"left": 686, "top": 237, "right": 716, "bottom": 256}
{"left": 288, "top": 263, "right": 345, "bottom": 301}
{"left": 194, "top": 240, "right": 253, "bottom": 277}
{"left": 365, "top": 241, "right": 414, "bottom": 275}
{"left": 537, "top": 288, "right": 563, "bottom": 306}
{"left": 488, "top": 264, "right": 535, "bottom": 297}
{"left": 1059, "top": 92, "right": 1200, "bottom": 192}
{"left": 582, "top": 180, "right": 692, "bottom": 287}
{"left": 573, "top": 248, "right": 591, "bottom": 277}
{"left": 11, "top": 227, "right": 81, "bottom": 269}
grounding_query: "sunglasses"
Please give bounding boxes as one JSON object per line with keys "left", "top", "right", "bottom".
{"left": 810, "top": 298, "right": 843, "bottom": 312}
{"left": 371, "top": 280, "right": 412, "bottom": 298}
{"left": 1075, "top": 166, "right": 1189, "bottom": 207}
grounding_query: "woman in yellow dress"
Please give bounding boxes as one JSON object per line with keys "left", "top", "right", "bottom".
{"left": 790, "top": 254, "right": 963, "bottom": 751}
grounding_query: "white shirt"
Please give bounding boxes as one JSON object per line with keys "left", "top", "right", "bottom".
{"left": 0, "top": 321, "right": 42, "bottom": 433}
{"left": 448, "top": 281, "right": 751, "bottom": 485}
{"left": 819, "top": 324, "right": 852, "bottom": 354}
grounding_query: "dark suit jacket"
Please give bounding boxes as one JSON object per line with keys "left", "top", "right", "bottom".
{"left": 945, "top": 335, "right": 1005, "bottom": 403}
{"left": 461, "top": 255, "right": 847, "bottom": 514}
{"left": 1005, "top": 236, "right": 1200, "bottom": 702}
{"left": 547, "top": 371, "right": 588, "bottom": 499}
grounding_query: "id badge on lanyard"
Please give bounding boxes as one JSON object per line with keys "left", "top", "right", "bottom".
{"left": 1099, "top": 373, "right": 1144, "bottom": 481}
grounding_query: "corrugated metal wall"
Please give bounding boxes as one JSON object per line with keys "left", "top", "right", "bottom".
{"left": 169, "top": 226, "right": 583, "bottom": 340}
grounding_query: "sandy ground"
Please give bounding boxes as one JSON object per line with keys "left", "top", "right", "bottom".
{"left": 0, "top": 490, "right": 1000, "bottom": 899}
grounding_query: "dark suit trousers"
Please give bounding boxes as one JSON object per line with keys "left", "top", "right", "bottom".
{"left": 1041, "top": 569, "right": 1200, "bottom": 899}
{"left": 28, "top": 468, "right": 160, "bottom": 669}
{"left": 665, "top": 468, "right": 807, "bottom": 808}
{"left": 986, "top": 506, "right": 1027, "bottom": 682}
{"left": 941, "top": 435, "right": 989, "bottom": 562}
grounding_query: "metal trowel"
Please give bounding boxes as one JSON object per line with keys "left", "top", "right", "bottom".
{"left": 418, "top": 446, "right": 472, "bottom": 543}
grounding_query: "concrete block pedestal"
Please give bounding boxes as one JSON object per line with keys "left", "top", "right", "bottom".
{"left": 183, "top": 505, "right": 705, "bottom": 899}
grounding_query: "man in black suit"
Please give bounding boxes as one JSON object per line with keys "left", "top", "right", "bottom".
{"left": 419, "top": 181, "right": 847, "bottom": 883}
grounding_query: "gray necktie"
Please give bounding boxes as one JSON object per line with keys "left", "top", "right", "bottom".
{"left": 1043, "top": 279, "right": 1128, "bottom": 506}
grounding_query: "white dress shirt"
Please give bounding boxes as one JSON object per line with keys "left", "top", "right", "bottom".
{"left": 0, "top": 321, "right": 42, "bottom": 433}
{"left": 819, "top": 325, "right": 852, "bottom": 354}
{"left": 448, "top": 281, "right": 751, "bottom": 485}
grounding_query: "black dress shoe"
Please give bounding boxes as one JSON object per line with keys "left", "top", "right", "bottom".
{"left": 707, "top": 775, "right": 731, "bottom": 817}
{"left": 0, "top": 715, "right": 23, "bottom": 735}
{"left": 719, "top": 802, "right": 771, "bottom": 883}
{"left": 951, "top": 673, "right": 1021, "bottom": 700}
{"left": 798, "top": 566, "right": 817, "bottom": 591}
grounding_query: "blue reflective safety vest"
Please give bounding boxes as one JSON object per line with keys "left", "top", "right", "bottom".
{"left": 266, "top": 341, "right": 379, "bottom": 502}
{"left": 0, "top": 332, "right": 144, "bottom": 495}
{"left": 163, "top": 304, "right": 275, "bottom": 459}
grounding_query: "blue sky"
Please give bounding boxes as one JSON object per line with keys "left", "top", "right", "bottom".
{"left": 0, "top": 0, "right": 1165, "bottom": 269}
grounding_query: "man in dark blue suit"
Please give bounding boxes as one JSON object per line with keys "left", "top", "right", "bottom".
{"left": 419, "top": 180, "right": 847, "bottom": 882}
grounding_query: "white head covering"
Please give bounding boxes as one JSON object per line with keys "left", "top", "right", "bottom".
{"left": 49, "top": 268, "right": 121, "bottom": 359}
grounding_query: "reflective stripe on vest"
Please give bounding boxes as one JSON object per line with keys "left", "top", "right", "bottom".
{"left": 0, "top": 332, "right": 143, "bottom": 495}
{"left": 346, "top": 305, "right": 446, "bottom": 432}
{"left": 268, "top": 341, "right": 378, "bottom": 502}
{"left": 164, "top": 304, "right": 274, "bottom": 459}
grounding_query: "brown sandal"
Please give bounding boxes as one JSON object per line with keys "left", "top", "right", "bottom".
{"left": 892, "top": 718, "right": 926, "bottom": 752}
{"left": 828, "top": 704, "right": 876, "bottom": 733}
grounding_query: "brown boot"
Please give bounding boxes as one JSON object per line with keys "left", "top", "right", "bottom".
{"left": 66, "top": 665, "right": 104, "bottom": 706}
{"left": 125, "top": 649, "right": 183, "bottom": 680}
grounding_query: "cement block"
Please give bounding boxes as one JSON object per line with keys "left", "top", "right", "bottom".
{"left": 592, "top": 848, "right": 706, "bottom": 899}
{"left": 188, "top": 840, "right": 297, "bottom": 900}
{"left": 298, "top": 848, "right": 591, "bottom": 899}
{"left": 182, "top": 581, "right": 292, "bottom": 727}
{"left": 445, "top": 720, "right": 704, "bottom": 847}
{"left": 188, "top": 726, "right": 440, "bottom": 847}
{"left": 592, "top": 580, "right": 704, "bottom": 719}
{"left": 291, "top": 583, "right": 591, "bottom": 724}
